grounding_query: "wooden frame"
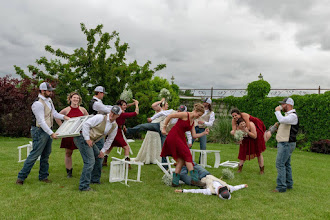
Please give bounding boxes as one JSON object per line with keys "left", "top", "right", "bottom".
{"left": 55, "top": 115, "right": 93, "bottom": 138}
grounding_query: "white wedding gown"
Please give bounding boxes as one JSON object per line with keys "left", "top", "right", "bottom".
{"left": 133, "top": 116, "right": 166, "bottom": 164}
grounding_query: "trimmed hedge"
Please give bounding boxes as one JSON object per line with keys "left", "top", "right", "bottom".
{"left": 222, "top": 92, "right": 330, "bottom": 143}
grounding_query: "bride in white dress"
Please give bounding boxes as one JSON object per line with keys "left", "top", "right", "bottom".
{"left": 134, "top": 99, "right": 167, "bottom": 164}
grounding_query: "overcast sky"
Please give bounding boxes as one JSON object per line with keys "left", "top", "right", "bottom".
{"left": 1, "top": 0, "right": 329, "bottom": 91}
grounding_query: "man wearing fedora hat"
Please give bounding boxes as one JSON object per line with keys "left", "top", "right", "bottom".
{"left": 89, "top": 86, "right": 113, "bottom": 115}
{"left": 273, "top": 97, "right": 299, "bottom": 193}
{"left": 73, "top": 105, "right": 122, "bottom": 191}
{"left": 16, "top": 82, "right": 70, "bottom": 185}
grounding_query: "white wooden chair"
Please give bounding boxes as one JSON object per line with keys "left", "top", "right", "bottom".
{"left": 109, "top": 157, "right": 144, "bottom": 186}
{"left": 17, "top": 141, "right": 40, "bottom": 163}
{"left": 156, "top": 157, "right": 176, "bottom": 178}
{"left": 190, "top": 149, "right": 221, "bottom": 168}
{"left": 219, "top": 161, "right": 239, "bottom": 168}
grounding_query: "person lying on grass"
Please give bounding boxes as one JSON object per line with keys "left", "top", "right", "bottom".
{"left": 175, "top": 175, "right": 248, "bottom": 200}
{"left": 176, "top": 163, "right": 247, "bottom": 200}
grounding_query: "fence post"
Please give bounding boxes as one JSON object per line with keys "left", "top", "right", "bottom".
{"left": 211, "top": 87, "right": 213, "bottom": 99}
{"left": 318, "top": 86, "right": 321, "bottom": 94}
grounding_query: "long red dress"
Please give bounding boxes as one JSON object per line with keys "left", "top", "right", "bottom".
{"left": 111, "top": 112, "right": 137, "bottom": 147}
{"left": 238, "top": 116, "right": 266, "bottom": 160}
{"left": 161, "top": 113, "right": 193, "bottom": 163}
{"left": 60, "top": 106, "right": 84, "bottom": 150}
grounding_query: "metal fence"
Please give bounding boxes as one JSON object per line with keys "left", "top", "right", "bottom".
{"left": 179, "top": 86, "right": 329, "bottom": 99}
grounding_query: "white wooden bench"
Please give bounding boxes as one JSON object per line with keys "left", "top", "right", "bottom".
{"left": 190, "top": 149, "right": 221, "bottom": 168}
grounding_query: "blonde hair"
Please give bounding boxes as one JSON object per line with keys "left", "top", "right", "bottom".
{"left": 193, "top": 103, "right": 205, "bottom": 114}
{"left": 67, "top": 92, "right": 82, "bottom": 105}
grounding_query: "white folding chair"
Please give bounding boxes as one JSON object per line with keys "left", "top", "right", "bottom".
{"left": 109, "top": 157, "right": 144, "bottom": 186}
{"left": 219, "top": 161, "right": 239, "bottom": 168}
{"left": 17, "top": 142, "right": 40, "bottom": 163}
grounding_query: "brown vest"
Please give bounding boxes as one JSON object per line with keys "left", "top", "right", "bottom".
{"left": 36, "top": 98, "right": 53, "bottom": 128}
{"left": 196, "top": 111, "right": 212, "bottom": 128}
{"left": 89, "top": 115, "right": 117, "bottom": 142}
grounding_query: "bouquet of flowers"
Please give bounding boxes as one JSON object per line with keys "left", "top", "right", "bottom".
{"left": 221, "top": 168, "right": 235, "bottom": 180}
{"left": 162, "top": 174, "right": 173, "bottom": 186}
{"left": 158, "top": 88, "right": 171, "bottom": 101}
{"left": 120, "top": 89, "right": 133, "bottom": 102}
{"left": 234, "top": 130, "right": 247, "bottom": 142}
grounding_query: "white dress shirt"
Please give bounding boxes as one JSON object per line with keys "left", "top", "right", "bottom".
{"left": 275, "top": 109, "right": 298, "bottom": 125}
{"left": 150, "top": 109, "right": 174, "bottom": 121}
{"left": 92, "top": 96, "right": 113, "bottom": 114}
{"left": 82, "top": 114, "right": 118, "bottom": 153}
{"left": 32, "top": 94, "right": 65, "bottom": 135}
{"left": 182, "top": 181, "right": 246, "bottom": 195}
{"left": 201, "top": 110, "right": 215, "bottom": 127}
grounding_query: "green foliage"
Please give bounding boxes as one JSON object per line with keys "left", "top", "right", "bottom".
{"left": 246, "top": 79, "right": 271, "bottom": 99}
{"left": 221, "top": 168, "right": 235, "bottom": 180}
{"left": 14, "top": 23, "right": 178, "bottom": 124}
{"left": 208, "top": 116, "right": 233, "bottom": 144}
{"left": 222, "top": 92, "right": 330, "bottom": 145}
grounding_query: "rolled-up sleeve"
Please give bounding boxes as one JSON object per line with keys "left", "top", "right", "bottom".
{"left": 275, "top": 111, "right": 298, "bottom": 125}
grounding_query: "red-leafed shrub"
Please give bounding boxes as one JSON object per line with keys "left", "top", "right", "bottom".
{"left": 310, "top": 139, "right": 330, "bottom": 154}
{"left": 0, "top": 75, "right": 39, "bottom": 136}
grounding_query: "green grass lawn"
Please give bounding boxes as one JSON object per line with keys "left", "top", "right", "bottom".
{"left": 0, "top": 137, "right": 329, "bottom": 220}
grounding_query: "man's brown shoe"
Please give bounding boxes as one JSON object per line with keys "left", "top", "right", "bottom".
{"left": 40, "top": 179, "right": 52, "bottom": 183}
{"left": 16, "top": 179, "right": 24, "bottom": 185}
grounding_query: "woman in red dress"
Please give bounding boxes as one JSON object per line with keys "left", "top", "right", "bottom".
{"left": 230, "top": 108, "right": 278, "bottom": 174}
{"left": 161, "top": 103, "right": 209, "bottom": 187}
{"left": 102, "top": 99, "right": 139, "bottom": 166}
{"left": 55, "top": 92, "right": 88, "bottom": 178}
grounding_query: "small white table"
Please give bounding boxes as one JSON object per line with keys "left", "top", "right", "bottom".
{"left": 190, "top": 149, "right": 221, "bottom": 168}
{"left": 109, "top": 157, "right": 144, "bottom": 186}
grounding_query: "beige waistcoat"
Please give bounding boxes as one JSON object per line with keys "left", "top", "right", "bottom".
{"left": 36, "top": 98, "right": 53, "bottom": 128}
{"left": 196, "top": 111, "right": 212, "bottom": 128}
{"left": 89, "top": 115, "right": 117, "bottom": 142}
{"left": 201, "top": 175, "right": 229, "bottom": 194}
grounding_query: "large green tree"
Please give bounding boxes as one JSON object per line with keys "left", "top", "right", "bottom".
{"left": 14, "top": 23, "right": 178, "bottom": 123}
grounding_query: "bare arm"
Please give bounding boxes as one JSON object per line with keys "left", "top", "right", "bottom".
{"left": 133, "top": 99, "right": 139, "bottom": 114}
{"left": 80, "top": 107, "right": 89, "bottom": 116}
{"left": 231, "top": 119, "right": 237, "bottom": 134}
{"left": 55, "top": 107, "right": 69, "bottom": 126}
{"left": 151, "top": 98, "right": 165, "bottom": 111}
{"left": 191, "top": 126, "right": 209, "bottom": 139}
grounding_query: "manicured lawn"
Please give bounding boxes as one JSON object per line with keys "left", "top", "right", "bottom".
{"left": 0, "top": 137, "right": 329, "bottom": 219}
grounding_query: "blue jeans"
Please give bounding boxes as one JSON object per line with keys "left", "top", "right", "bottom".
{"left": 74, "top": 135, "right": 104, "bottom": 191}
{"left": 192, "top": 127, "right": 207, "bottom": 162}
{"left": 180, "top": 162, "right": 210, "bottom": 185}
{"left": 276, "top": 142, "right": 296, "bottom": 192}
{"left": 127, "top": 122, "right": 167, "bottom": 165}
{"left": 18, "top": 126, "right": 52, "bottom": 181}
{"left": 127, "top": 123, "right": 161, "bottom": 135}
